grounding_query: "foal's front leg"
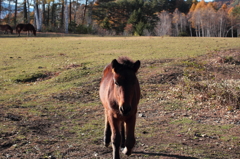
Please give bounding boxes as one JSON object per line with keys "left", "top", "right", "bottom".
{"left": 122, "top": 115, "right": 136, "bottom": 156}
{"left": 109, "top": 116, "right": 122, "bottom": 159}
{"left": 121, "top": 122, "right": 125, "bottom": 148}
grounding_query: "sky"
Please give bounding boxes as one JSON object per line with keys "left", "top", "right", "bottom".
{"left": 11, "top": 0, "right": 215, "bottom": 3}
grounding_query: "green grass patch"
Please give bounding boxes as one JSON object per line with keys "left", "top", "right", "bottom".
{"left": 53, "top": 68, "right": 91, "bottom": 83}
{"left": 170, "top": 117, "right": 196, "bottom": 124}
{"left": 11, "top": 71, "right": 49, "bottom": 83}
{"left": 71, "top": 119, "right": 103, "bottom": 141}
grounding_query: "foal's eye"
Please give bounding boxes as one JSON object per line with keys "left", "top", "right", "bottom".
{"left": 114, "top": 81, "right": 120, "bottom": 86}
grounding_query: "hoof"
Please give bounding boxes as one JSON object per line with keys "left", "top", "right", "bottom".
{"left": 122, "top": 147, "right": 132, "bottom": 156}
{"left": 104, "top": 137, "right": 111, "bottom": 147}
{"left": 104, "top": 142, "right": 109, "bottom": 147}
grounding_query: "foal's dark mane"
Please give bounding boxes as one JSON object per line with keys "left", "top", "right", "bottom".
{"left": 116, "top": 57, "right": 136, "bottom": 69}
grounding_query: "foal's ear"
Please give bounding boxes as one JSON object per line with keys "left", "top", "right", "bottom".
{"left": 133, "top": 60, "right": 140, "bottom": 73}
{"left": 111, "top": 59, "right": 120, "bottom": 73}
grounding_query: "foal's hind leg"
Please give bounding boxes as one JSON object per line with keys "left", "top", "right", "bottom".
{"left": 104, "top": 113, "right": 111, "bottom": 147}
{"left": 121, "top": 122, "right": 125, "bottom": 148}
{"left": 122, "top": 115, "right": 136, "bottom": 156}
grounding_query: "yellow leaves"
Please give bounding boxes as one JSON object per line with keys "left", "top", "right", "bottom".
{"left": 212, "top": 2, "right": 218, "bottom": 9}
{"left": 94, "top": 0, "right": 100, "bottom": 6}
{"left": 191, "top": 0, "right": 216, "bottom": 13}
{"left": 221, "top": 3, "right": 227, "bottom": 11}
{"left": 228, "top": 7, "right": 234, "bottom": 15}
{"left": 195, "top": 0, "right": 207, "bottom": 10}
{"left": 189, "top": 3, "right": 196, "bottom": 12}
{"left": 207, "top": 2, "right": 215, "bottom": 10}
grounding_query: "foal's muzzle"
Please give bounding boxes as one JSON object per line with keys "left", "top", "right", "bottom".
{"left": 120, "top": 106, "right": 132, "bottom": 116}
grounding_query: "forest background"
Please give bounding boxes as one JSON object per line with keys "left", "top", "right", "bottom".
{"left": 1, "top": 0, "right": 240, "bottom": 37}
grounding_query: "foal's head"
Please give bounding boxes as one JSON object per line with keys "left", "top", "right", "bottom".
{"left": 111, "top": 57, "right": 140, "bottom": 116}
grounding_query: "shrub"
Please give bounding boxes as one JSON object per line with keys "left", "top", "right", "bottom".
{"left": 179, "top": 32, "right": 189, "bottom": 36}
{"left": 124, "top": 24, "right": 133, "bottom": 35}
{"left": 68, "top": 21, "right": 77, "bottom": 33}
{"left": 76, "top": 24, "right": 93, "bottom": 34}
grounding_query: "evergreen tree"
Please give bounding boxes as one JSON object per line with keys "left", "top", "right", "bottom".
{"left": 127, "top": 8, "right": 144, "bottom": 35}
{"left": 232, "top": 5, "right": 240, "bottom": 19}
{"left": 93, "top": 0, "right": 159, "bottom": 35}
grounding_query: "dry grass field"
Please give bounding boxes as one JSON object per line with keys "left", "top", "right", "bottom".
{"left": 0, "top": 36, "right": 240, "bottom": 158}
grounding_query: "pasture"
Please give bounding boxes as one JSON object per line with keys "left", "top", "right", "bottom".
{"left": 0, "top": 36, "right": 240, "bottom": 158}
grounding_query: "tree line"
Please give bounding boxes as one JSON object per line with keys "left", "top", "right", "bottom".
{"left": 0, "top": 0, "right": 240, "bottom": 37}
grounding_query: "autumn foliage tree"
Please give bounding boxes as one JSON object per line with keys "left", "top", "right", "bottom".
{"left": 172, "top": 8, "right": 187, "bottom": 36}
{"left": 1, "top": 0, "right": 240, "bottom": 36}
{"left": 188, "top": 0, "right": 232, "bottom": 37}
{"left": 154, "top": 10, "right": 172, "bottom": 36}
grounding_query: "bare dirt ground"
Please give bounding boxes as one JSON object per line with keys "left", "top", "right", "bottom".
{"left": 1, "top": 49, "right": 240, "bottom": 159}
